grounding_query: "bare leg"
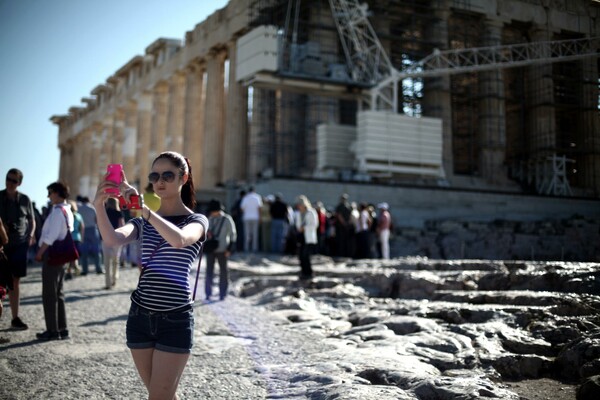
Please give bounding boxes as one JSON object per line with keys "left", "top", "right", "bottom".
{"left": 148, "top": 350, "right": 189, "bottom": 400}
{"left": 130, "top": 348, "right": 189, "bottom": 400}
{"left": 130, "top": 348, "right": 154, "bottom": 390}
{"left": 9, "top": 277, "right": 20, "bottom": 318}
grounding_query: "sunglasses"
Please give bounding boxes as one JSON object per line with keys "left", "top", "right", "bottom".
{"left": 6, "top": 177, "right": 19, "bottom": 184}
{"left": 148, "top": 170, "right": 181, "bottom": 184}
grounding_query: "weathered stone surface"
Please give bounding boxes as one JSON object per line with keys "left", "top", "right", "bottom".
{"left": 231, "top": 254, "right": 600, "bottom": 397}
{"left": 577, "top": 375, "right": 600, "bottom": 400}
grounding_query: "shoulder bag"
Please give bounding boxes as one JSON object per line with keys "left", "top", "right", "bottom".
{"left": 204, "top": 217, "right": 225, "bottom": 254}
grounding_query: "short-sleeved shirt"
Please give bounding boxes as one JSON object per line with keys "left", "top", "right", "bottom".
{"left": 0, "top": 189, "right": 35, "bottom": 246}
{"left": 240, "top": 192, "right": 263, "bottom": 221}
{"left": 78, "top": 202, "right": 97, "bottom": 228}
{"left": 72, "top": 212, "right": 84, "bottom": 242}
{"left": 129, "top": 213, "right": 208, "bottom": 311}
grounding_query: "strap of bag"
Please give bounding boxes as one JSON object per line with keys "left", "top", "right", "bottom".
{"left": 137, "top": 214, "right": 206, "bottom": 302}
{"left": 56, "top": 205, "right": 72, "bottom": 234}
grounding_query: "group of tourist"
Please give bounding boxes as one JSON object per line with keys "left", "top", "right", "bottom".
{"left": 230, "top": 189, "right": 393, "bottom": 261}
{"left": 0, "top": 152, "right": 394, "bottom": 399}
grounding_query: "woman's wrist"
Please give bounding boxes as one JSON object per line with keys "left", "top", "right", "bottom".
{"left": 143, "top": 207, "right": 151, "bottom": 222}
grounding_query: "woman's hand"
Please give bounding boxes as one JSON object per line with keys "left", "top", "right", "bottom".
{"left": 93, "top": 174, "right": 115, "bottom": 208}
{"left": 119, "top": 170, "right": 140, "bottom": 203}
{"left": 94, "top": 170, "right": 139, "bottom": 208}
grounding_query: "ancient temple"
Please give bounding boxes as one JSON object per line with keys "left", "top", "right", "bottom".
{"left": 51, "top": 0, "right": 599, "bottom": 217}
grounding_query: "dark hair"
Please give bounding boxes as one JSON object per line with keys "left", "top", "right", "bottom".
{"left": 47, "top": 181, "right": 70, "bottom": 199}
{"left": 153, "top": 151, "right": 196, "bottom": 210}
{"left": 7, "top": 168, "right": 23, "bottom": 184}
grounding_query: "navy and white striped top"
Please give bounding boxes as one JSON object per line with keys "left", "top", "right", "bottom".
{"left": 129, "top": 213, "right": 208, "bottom": 311}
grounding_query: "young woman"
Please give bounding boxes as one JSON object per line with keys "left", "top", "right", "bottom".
{"left": 93, "top": 151, "right": 207, "bottom": 400}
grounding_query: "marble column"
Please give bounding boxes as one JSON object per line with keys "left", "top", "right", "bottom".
{"left": 248, "top": 88, "right": 273, "bottom": 180}
{"left": 150, "top": 81, "right": 170, "bottom": 157}
{"left": 423, "top": 1, "right": 453, "bottom": 180}
{"left": 578, "top": 57, "right": 600, "bottom": 194}
{"left": 78, "top": 129, "right": 93, "bottom": 198}
{"left": 99, "top": 116, "right": 114, "bottom": 177}
{"left": 136, "top": 92, "right": 153, "bottom": 188}
{"left": 478, "top": 19, "right": 507, "bottom": 184}
{"left": 60, "top": 141, "right": 74, "bottom": 192}
{"left": 223, "top": 40, "right": 248, "bottom": 184}
{"left": 112, "top": 108, "right": 125, "bottom": 165}
{"left": 123, "top": 101, "right": 138, "bottom": 181}
{"left": 184, "top": 63, "right": 205, "bottom": 185}
{"left": 166, "top": 71, "right": 186, "bottom": 154}
{"left": 526, "top": 27, "right": 556, "bottom": 160}
{"left": 58, "top": 144, "right": 68, "bottom": 183}
{"left": 88, "top": 123, "right": 103, "bottom": 198}
{"left": 202, "top": 49, "right": 226, "bottom": 187}
{"left": 279, "top": 92, "right": 307, "bottom": 175}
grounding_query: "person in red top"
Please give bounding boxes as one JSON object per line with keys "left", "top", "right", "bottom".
{"left": 377, "top": 202, "right": 392, "bottom": 259}
{"left": 314, "top": 201, "right": 327, "bottom": 255}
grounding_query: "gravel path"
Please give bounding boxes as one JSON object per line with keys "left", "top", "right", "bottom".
{"left": 0, "top": 261, "right": 327, "bottom": 400}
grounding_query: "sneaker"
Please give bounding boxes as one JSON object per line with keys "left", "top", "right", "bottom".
{"left": 59, "top": 329, "right": 70, "bottom": 340}
{"left": 36, "top": 331, "right": 60, "bottom": 341}
{"left": 11, "top": 317, "right": 28, "bottom": 330}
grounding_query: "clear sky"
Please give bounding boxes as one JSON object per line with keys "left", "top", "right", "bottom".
{"left": 0, "top": 0, "right": 228, "bottom": 209}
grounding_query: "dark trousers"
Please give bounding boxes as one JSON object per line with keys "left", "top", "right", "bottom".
{"left": 205, "top": 252, "right": 229, "bottom": 299}
{"left": 42, "top": 262, "right": 67, "bottom": 333}
{"left": 298, "top": 243, "right": 315, "bottom": 279}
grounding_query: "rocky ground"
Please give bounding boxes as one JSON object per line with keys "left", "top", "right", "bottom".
{"left": 1, "top": 254, "right": 599, "bottom": 399}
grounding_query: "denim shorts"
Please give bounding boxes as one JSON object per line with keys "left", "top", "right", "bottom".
{"left": 126, "top": 302, "right": 194, "bottom": 354}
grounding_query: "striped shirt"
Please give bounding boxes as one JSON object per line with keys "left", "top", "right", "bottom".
{"left": 129, "top": 213, "right": 208, "bottom": 311}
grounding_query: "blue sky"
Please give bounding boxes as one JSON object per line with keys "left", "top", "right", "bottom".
{"left": 0, "top": 0, "right": 228, "bottom": 208}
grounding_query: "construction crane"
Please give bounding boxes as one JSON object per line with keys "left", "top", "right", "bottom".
{"left": 328, "top": 0, "right": 600, "bottom": 112}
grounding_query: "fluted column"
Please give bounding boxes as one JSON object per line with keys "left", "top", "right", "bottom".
{"left": 202, "top": 49, "right": 226, "bottom": 187}
{"left": 60, "top": 141, "right": 75, "bottom": 190}
{"left": 223, "top": 40, "right": 248, "bottom": 183}
{"left": 527, "top": 27, "right": 556, "bottom": 160}
{"left": 58, "top": 144, "right": 68, "bottom": 183}
{"left": 423, "top": 1, "right": 452, "bottom": 179}
{"left": 88, "top": 123, "right": 103, "bottom": 197}
{"left": 122, "top": 101, "right": 138, "bottom": 181}
{"left": 112, "top": 108, "right": 125, "bottom": 165}
{"left": 184, "top": 63, "right": 205, "bottom": 185}
{"left": 150, "top": 81, "right": 170, "bottom": 157}
{"left": 578, "top": 57, "right": 600, "bottom": 194}
{"left": 166, "top": 72, "right": 186, "bottom": 154}
{"left": 136, "top": 92, "right": 153, "bottom": 187}
{"left": 279, "top": 92, "right": 306, "bottom": 175}
{"left": 79, "top": 129, "right": 93, "bottom": 197}
{"left": 478, "top": 19, "right": 507, "bottom": 184}
{"left": 248, "top": 88, "right": 272, "bottom": 180}
{"left": 99, "top": 116, "right": 114, "bottom": 176}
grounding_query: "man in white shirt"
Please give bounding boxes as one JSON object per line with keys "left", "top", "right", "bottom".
{"left": 240, "top": 187, "right": 262, "bottom": 252}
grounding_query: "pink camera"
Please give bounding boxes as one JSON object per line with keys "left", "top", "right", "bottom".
{"left": 105, "top": 164, "right": 122, "bottom": 195}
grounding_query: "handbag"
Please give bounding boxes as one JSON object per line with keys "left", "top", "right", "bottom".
{"left": 47, "top": 206, "right": 79, "bottom": 266}
{"left": 204, "top": 217, "right": 225, "bottom": 254}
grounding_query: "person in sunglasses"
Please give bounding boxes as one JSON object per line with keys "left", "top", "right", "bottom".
{"left": 0, "top": 168, "right": 36, "bottom": 331}
{"left": 93, "top": 151, "right": 207, "bottom": 400}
